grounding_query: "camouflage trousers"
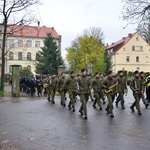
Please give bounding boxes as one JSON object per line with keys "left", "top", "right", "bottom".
{"left": 60, "top": 89, "right": 67, "bottom": 105}
{"left": 116, "top": 92, "right": 125, "bottom": 107}
{"left": 93, "top": 91, "right": 102, "bottom": 108}
{"left": 106, "top": 94, "right": 115, "bottom": 114}
{"left": 79, "top": 93, "right": 89, "bottom": 115}
{"left": 68, "top": 91, "right": 76, "bottom": 110}
{"left": 131, "top": 93, "right": 142, "bottom": 112}
{"left": 46, "top": 88, "right": 56, "bottom": 101}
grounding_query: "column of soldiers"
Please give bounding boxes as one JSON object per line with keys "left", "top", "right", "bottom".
{"left": 20, "top": 69, "right": 150, "bottom": 119}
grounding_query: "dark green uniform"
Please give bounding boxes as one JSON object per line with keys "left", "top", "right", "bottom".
{"left": 91, "top": 76, "right": 103, "bottom": 110}
{"left": 58, "top": 75, "right": 67, "bottom": 106}
{"left": 130, "top": 71, "right": 144, "bottom": 115}
{"left": 115, "top": 74, "right": 127, "bottom": 109}
{"left": 102, "top": 74, "right": 118, "bottom": 117}
{"left": 61, "top": 74, "right": 78, "bottom": 111}
{"left": 47, "top": 76, "right": 58, "bottom": 104}
{"left": 139, "top": 73, "right": 149, "bottom": 108}
{"left": 78, "top": 74, "right": 91, "bottom": 119}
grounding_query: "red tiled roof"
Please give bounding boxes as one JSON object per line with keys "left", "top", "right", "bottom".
{"left": 7, "top": 25, "right": 59, "bottom": 39}
{"left": 106, "top": 32, "right": 137, "bottom": 53}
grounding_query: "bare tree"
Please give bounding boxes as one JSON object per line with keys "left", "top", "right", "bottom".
{"left": 0, "top": 0, "right": 40, "bottom": 96}
{"left": 137, "top": 19, "right": 150, "bottom": 44}
{"left": 122, "top": 0, "right": 150, "bottom": 24}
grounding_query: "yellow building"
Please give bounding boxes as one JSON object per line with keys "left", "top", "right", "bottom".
{"left": 5, "top": 24, "right": 61, "bottom": 75}
{"left": 106, "top": 32, "right": 150, "bottom": 73}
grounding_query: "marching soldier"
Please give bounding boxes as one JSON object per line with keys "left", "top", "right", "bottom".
{"left": 130, "top": 71, "right": 144, "bottom": 115}
{"left": 99, "top": 73, "right": 106, "bottom": 104}
{"left": 139, "top": 71, "right": 149, "bottom": 108}
{"left": 87, "top": 73, "right": 94, "bottom": 102}
{"left": 145, "top": 72, "right": 150, "bottom": 103}
{"left": 58, "top": 72, "right": 67, "bottom": 107}
{"left": 91, "top": 72, "right": 103, "bottom": 110}
{"left": 61, "top": 71, "right": 78, "bottom": 112}
{"left": 50, "top": 73, "right": 58, "bottom": 104}
{"left": 78, "top": 69, "right": 91, "bottom": 119}
{"left": 102, "top": 70, "right": 118, "bottom": 117}
{"left": 45, "top": 75, "right": 52, "bottom": 101}
{"left": 115, "top": 70, "right": 127, "bottom": 109}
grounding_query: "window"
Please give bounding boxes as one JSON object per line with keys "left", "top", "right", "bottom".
{"left": 18, "top": 39, "right": 23, "bottom": 47}
{"left": 136, "top": 56, "right": 139, "bottom": 62}
{"left": 132, "top": 46, "right": 135, "bottom": 51}
{"left": 123, "top": 47, "right": 126, "bottom": 51}
{"left": 26, "top": 40, "right": 32, "bottom": 47}
{"left": 18, "top": 52, "right": 22, "bottom": 60}
{"left": 145, "top": 56, "right": 149, "bottom": 63}
{"left": 35, "top": 41, "right": 40, "bottom": 47}
{"left": 9, "top": 51, "right": 13, "bottom": 60}
{"left": 36, "top": 52, "right": 40, "bottom": 61}
{"left": 9, "top": 65, "right": 12, "bottom": 73}
{"left": 136, "top": 37, "right": 139, "bottom": 41}
{"left": 140, "top": 46, "right": 143, "bottom": 51}
{"left": 27, "top": 52, "right": 31, "bottom": 60}
{"left": 126, "top": 56, "right": 130, "bottom": 62}
{"left": 8, "top": 39, "right": 14, "bottom": 47}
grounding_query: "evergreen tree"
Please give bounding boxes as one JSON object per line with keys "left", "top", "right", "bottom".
{"left": 104, "top": 50, "right": 113, "bottom": 75}
{"left": 35, "top": 33, "right": 64, "bottom": 75}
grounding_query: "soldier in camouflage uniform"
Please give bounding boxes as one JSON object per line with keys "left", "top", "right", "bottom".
{"left": 91, "top": 72, "right": 103, "bottom": 110}
{"left": 49, "top": 74, "right": 58, "bottom": 104}
{"left": 102, "top": 70, "right": 118, "bottom": 118}
{"left": 139, "top": 71, "right": 149, "bottom": 108}
{"left": 45, "top": 75, "right": 52, "bottom": 101}
{"left": 115, "top": 70, "right": 127, "bottom": 109}
{"left": 99, "top": 73, "right": 106, "bottom": 104}
{"left": 78, "top": 69, "right": 91, "bottom": 119}
{"left": 61, "top": 71, "right": 78, "bottom": 112}
{"left": 58, "top": 72, "right": 67, "bottom": 107}
{"left": 130, "top": 71, "right": 144, "bottom": 115}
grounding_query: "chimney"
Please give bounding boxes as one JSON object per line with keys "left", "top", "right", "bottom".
{"left": 37, "top": 21, "right": 40, "bottom": 30}
{"left": 128, "top": 33, "right": 132, "bottom": 37}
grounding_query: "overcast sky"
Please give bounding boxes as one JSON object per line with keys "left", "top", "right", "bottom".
{"left": 36, "top": 0, "right": 137, "bottom": 59}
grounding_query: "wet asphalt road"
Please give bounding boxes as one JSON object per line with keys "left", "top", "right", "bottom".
{"left": 0, "top": 86, "right": 150, "bottom": 150}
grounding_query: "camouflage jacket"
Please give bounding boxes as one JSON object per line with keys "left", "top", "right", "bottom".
{"left": 49, "top": 77, "right": 58, "bottom": 90}
{"left": 91, "top": 77, "right": 103, "bottom": 92}
{"left": 130, "top": 76, "right": 144, "bottom": 94}
{"left": 62, "top": 76, "right": 78, "bottom": 92}
{"left": 116, "top": 75, "right": 127, "bottom": 92}
{"left": 78, "top": 75, "right": 91, "bottom": 94}
{"left": 58, "top": 77, "right": 66, "bottom": 89}
{"left": 102, "top": 76, "right": 118, "bottom": 95}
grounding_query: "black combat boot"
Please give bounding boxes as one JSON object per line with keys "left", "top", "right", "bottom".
{"left": 110, "top": 113, "right": 114, "bottom": 118}
{"left": 79, "top": 109, "right": 84, "bottom": 116}
{"left": 115, "top": 101, "right": 118, "bottom": 107}
{"left": 84, "top": 114, "right": 88, "bottom": 120}
{"left": 138, "top": 111, "right": 142, "bottom": 115}
{"left": 145, "top": 103, "right": 149, "bottom": 108}
{"left": 130, "top": 106, "right": 135, "bottom": 112}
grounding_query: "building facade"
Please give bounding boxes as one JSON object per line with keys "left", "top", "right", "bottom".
{"left": 106, "top": 32, "right": 150, "bottom": 73}
{"left": 5, "top": 24, "right": 61, "bottom": 75}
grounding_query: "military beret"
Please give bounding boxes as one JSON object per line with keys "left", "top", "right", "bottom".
{"left": 134, "top": 70, "right": 139, "bottom": 75}
{"left": 107, "top": 70, "right": 112, "bottom": 75}
{"left": 140, "top": 71, "right": 144, "bottom": 74}
{"left": 95, "top": 72, "right": 99, "bottom": 76}
{"left": 118, "top": 70, "right": 123, "bottom": 74}
{"left": 70, "top": 71, "right": 75, "bottom": 74}
{"left": 81, "top": 68, "right": 86, "bottom": 73}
